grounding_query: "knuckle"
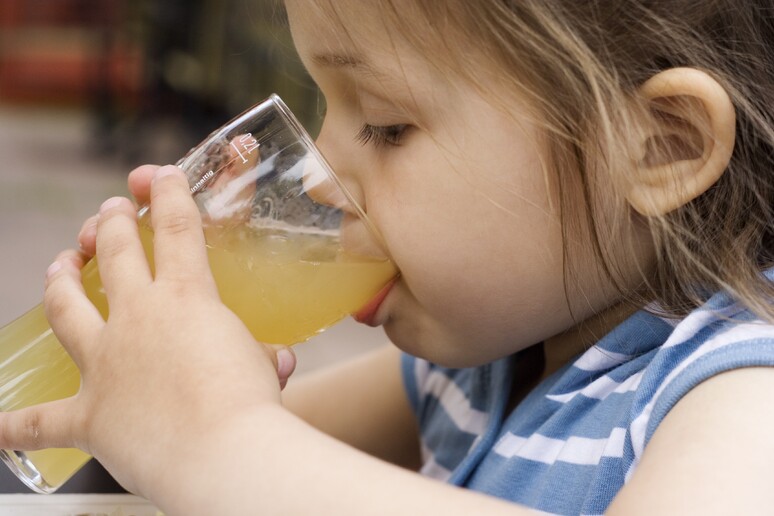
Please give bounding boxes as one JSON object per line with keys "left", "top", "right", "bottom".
{"left": 54, "top": 250, "right": 75, "bottom": 263}
{"left": 0, "top": 415, "right": 11, "bottom": 448}
{"left": 0, "top": 411, "right": 46, "bottom": 450}
{"left": 0, "top": 416, "right": 12, "bottom": 449}
{"left": 95, "top": 209, "right": 136, "bottom": 260}
{"left": 159, "top": 277, "right": 209, "bottom": 300}
{"left": 97, "top": 236, "right": 133, "bottom": 261}
{"left": 21, "top": 411, "right": 44, "bottom": 449}
{"left": 157, "top": 277, "right": 193, "bottom": 297}
{"left": 55, "top": 249, "right": 83, "bottom": 268}
{"left": 157, "top": 211, "right": 199, "bottom": 237}
{"left": 44, "top": 279, "right": 71, "bottom": 321}
{"left": 45, "top": 295, "right": 69, "bottom": 323}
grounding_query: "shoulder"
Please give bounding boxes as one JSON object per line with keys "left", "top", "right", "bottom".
{"left": 630, "top": 294, "right": 774, "bottom": 466}
{"left": 610, "top": 350, "right": 774, "bottom": 513}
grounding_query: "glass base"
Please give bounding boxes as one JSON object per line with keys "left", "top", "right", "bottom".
{"left": 0, "top": 450, "right": 57, "bottom": 494}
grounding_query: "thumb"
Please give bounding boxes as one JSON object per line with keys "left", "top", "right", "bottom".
{"left": 0, "top": 398, "right": 80, "bottom": 452}
{"left": 267, "top": 345, "right": 297, "bottom": 390}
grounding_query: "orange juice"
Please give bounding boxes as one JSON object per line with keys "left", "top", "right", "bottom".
{"left": 0, "top": 306, "right": 91, "bottom": 490}
{"left": 183, "top": 223, "right": 396, "bottom": 345}
{"left": 0, "top": 222, "right": 396, "bottom": 491}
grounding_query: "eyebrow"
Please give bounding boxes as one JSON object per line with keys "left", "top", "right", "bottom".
{"left": 312, "top": 52, "right": 365, "bottom": 69}
{"left": 311, "top": 52, "right": 388, "bottom": 81}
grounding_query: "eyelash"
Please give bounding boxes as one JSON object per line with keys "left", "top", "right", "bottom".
{"left": 355, "top": 124, "right": 409, "bottom": 148}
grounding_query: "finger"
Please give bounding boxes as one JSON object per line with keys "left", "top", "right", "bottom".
{"left": 45, "top": 248, "right": 89, "bottom": 280}
{"left": 44, "top": 251, "right": 103, "bottom": 366}
{"left": 0, "top": 398, "right": 80, "bottom": 451}
{"left": 95, "top": 197, "right": 152, "bottom": 302}
{"left": 150, "top": 166, "right": 215, "bottom": 288}
{"left": 77, "top": 214, "right": 100, "bottom": 257}
{"left": 80, "top": 164, "right": 159, "bottom": 257}
{"left": 268, "top": 345, "right": 297, "bottom": 391}
{"left": 201, "top": 139, "right": 260, "bottom": 228}
{"left": 127, "top": 164, "right": 159, "bottom": 207}
{"left": 212, "top": 134, "right": 260, "bottom": 190}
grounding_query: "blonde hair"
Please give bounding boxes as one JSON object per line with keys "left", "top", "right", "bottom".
{"left": 295, "top": 0, "right": 774, "bottom": 320}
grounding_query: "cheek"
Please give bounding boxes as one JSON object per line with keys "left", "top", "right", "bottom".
{"left": 368, "top": 141, "right": 569, "bottom": 332}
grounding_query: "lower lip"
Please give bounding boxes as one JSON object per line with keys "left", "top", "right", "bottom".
{"left": 354, "top": 278, "right": 397, "bottom": 327}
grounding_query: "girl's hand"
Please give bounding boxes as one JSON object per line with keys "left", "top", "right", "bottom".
{"left": 79, "top": 159, "right": 256, "bottom": 256}
{"left": 78, "top": 164, "right": 295, "bottom": 388}
{"left": 0, "top": 165, "right": 294, "bottom": 496}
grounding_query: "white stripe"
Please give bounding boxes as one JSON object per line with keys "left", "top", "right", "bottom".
{"left": 629, "top": 322, "right": 774, "bottom": 470}
{"left": 420, "top": 442, "right": 432, "bottom": 464}
{"left": 660, "top": 302, "right": 746, "bottom": 349}
{"left": 573, "top": 348, "right": 633, "bottom": 371}
{"left": 413, "top": 359, "right": 430, "bottom": 392}
{"left": 546, "top": 371, "right": 643, "bottom": 404}
{"left": 422, "top": 370, "right": 488, "bottom": 435}
{"left": 629, "top": 404, "right": 651, "bottom": 462}
{"left": 419, "top": 451, "right": 453, "bottom": 481}
{"left": 493, "top": 427, "right": 627, "bottom": 466}
{"left": 658, "top": 316, "right": 681, "bottom": 328}
{"left": 625, "top": 409, "right": 651, "bottom": 482}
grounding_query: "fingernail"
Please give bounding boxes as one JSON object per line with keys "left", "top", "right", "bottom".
{"left": 274, "top": 347, "right": 295, "bottom": 379}
{"left": 46, "top": 261, "right": 62, "bottom": 279}
{"left": 79, "top": 216, "right": 99, "bottom": 238}
{"left": 99, "top": 197, "right": 123, "bottom": 214}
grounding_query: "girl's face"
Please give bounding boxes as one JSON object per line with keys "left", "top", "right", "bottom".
{"left": 286, "top": 1, "right": 625, "bottom": 367}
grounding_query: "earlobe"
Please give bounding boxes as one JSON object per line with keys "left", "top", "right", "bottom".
{"left": 626, "top": 68, "right": 736, "bottom": 216}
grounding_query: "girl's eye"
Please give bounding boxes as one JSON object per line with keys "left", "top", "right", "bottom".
{"left": 355, "top": 123, "right": 409, "bottom": 148}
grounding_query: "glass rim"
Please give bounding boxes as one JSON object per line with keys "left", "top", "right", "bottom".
{"left": 214, "top": 94, "right": 389, "bottom": 254}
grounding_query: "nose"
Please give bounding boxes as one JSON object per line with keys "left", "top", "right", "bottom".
{"left": 308, "top": 118, "right": 367, "bottom": 215}
{"left": 301, "top": 155, "right": 350, "bottom": 212}
{"left": 305, "top": 118, "right": 389, "bottom": 259}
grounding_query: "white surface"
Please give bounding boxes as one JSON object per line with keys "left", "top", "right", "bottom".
{"left": 0, "top": 494, "right": 159, "bottom": 515}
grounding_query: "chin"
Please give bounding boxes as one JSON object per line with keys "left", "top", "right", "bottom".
{"left": 384, "top": 320, "right": 500, "bottom": 369}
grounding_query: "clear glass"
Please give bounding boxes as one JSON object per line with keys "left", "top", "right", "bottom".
{"left": 0, "top": 95, "right": 398, "bottom": 493}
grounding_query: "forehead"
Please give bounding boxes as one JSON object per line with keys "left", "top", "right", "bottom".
{"left": 284, "top": 0, "right": 511, "bottom": 98}
{"left": 283, "top": 0, "right": 534, "bottom": 126}
{"left": 285, "top": 0, "right": 402, "bottom": 38}
{"left": 285, "top": 0, "right": 431, "bottom": 72}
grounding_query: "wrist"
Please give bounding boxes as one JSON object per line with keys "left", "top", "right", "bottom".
{"left": 144, "top": 402, "right": 289, "bottom": 514}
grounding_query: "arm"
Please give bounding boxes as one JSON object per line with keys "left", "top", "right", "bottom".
{"left": 157, "top": 400, "right": 532, "bottom": 516}
{"left": 282, "top": 344, "right": 421, "bottom": 469}
{"left": 609, "top": 366, "right": 774, "bottom": 514}
{"left": 0, "top": 165, "right": 537, "bottom": 516}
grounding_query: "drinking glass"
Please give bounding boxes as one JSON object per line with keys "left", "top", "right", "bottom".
{"left": 0, "top": 94, "right": 397, "bottom": 493}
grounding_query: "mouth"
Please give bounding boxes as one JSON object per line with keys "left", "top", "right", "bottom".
{"left": 353, "top": 277, "right": 397, "bottom": 327}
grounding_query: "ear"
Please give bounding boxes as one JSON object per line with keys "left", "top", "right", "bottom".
{"left": 626, "top": 67, "right": 736, "bottom": 216}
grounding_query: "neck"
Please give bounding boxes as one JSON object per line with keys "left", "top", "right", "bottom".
{"left": 541, "top": 301, "right": 638, "bottom": 380}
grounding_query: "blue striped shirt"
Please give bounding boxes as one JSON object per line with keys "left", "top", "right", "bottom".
{"left": 402, "top": 275, "right": 774, "bottom": 515}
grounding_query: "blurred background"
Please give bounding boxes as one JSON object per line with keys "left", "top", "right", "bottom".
{"left": 0, "top": 0, "right": 387, "bottom": 494}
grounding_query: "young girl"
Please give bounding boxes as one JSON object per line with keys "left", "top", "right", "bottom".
{"left": 4, "top": 0, "right": 774, "bottom": 514}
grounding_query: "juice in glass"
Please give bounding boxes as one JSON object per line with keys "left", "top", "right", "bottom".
{"left": 0, "top": 220, "right": 396, "bottom": 491}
